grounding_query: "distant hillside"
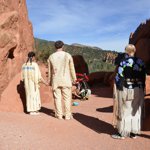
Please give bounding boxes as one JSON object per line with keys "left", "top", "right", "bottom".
{"left": 71, "top": 43, "right": 103, "bottom": 50}
{"left": 34, "top": 38, "right": 118, "bottom": 73}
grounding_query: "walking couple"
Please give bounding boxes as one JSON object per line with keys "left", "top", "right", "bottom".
{"left": 22, "top": 41, "right": 77, "bottom": 120}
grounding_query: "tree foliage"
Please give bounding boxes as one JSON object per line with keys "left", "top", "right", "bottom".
{"left": 34, "top": 38, "right": 118, "bottom": 73}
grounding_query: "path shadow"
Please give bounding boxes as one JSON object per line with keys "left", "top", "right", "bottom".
{"left": 73, "top": 113, "right": 115, "bottom": 134}
{"left": 17, "top": 80, "right": 26, "bottom": 113}
{"left": 138, "top": 134, "right": 150, "bottom": 139}
{"left": 96, "top": 105, "right": 113, "bottom": 113}
{"left": 40, "top": 107, "right": 55, "bottom": 117}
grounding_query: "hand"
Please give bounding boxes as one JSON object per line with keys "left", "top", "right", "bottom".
{"left": 42, "top": 79, "right": 49, "bottom": 86}
{"left": 45, "top": 82, "right": 49, "bottom": 86}
{"left": 72, "top": 81, "right": 78, "bottom": 85}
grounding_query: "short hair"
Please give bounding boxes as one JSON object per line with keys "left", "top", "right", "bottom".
{"left": 54, "top": 40, "right": 64, "bottom": 49}
{"left": 125, "top": 44, "right": 136, "bottom": 55}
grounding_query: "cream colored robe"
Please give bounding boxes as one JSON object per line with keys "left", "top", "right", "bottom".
{"left": 47, "top": 51, "right": 76, "bottom": 90}
{"left": 22, "top": 62, "right": 42, "bottom": 112}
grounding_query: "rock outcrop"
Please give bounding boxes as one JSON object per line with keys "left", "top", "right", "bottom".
{"left": 129, "top": 19, "right": 150, "bottom": 74}
{"left": 0, "top": 0, "right": 34, "bottom": 112}
{"left": 143, "top": 75, "right": 150, "bottom": 130}
{"left": 73, "top": 55, "right": 89, "bottom": 75}
{"left": 103, "top": 52, "right": 117, "bottom": 64}
{"left": 88, "top": 71, "right": 115, "bottom": 88}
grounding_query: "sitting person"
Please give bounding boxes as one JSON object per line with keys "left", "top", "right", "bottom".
{"left": 72, "top": 73, "right": 91, "bottom": 100}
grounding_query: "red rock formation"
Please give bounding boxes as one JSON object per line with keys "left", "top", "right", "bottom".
{"left": 0, "top": 0, "right": 34, "bottom": 112}
{"left": 129, "top": 19, "right": 150, "bottom": 74}
{"left": 143, "top": 75, "right": 150, "bottom": 130}
{"left": 73, "top": 55, "right": 89, "bottom": 75}
{"left": 88, "top": 71, "right": 115, "bottom": 88}
{"left": 104, "top": 52, "right": 117, "bottom": 64}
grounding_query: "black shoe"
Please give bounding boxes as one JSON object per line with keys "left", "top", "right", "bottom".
{"left": 130, "top": 133, "right": 137, "bottom": 139}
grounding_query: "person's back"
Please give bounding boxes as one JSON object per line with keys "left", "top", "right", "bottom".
{"left": 47, "top": 40, "right": 76, "bottom": 120}
{"left": 115, "top": 56, "right": 145, "bottom": 90}
{"left": 49, "top": 51, "right": 75, "bottom": 89}
{"left": 22, "top": 52, "right": 46, "bottom": 115}
{"left": 112, "top": 44, "right": 146, "bottom": 139}
{"left": 22, "top": 62, "right": 41, "bottom": 84}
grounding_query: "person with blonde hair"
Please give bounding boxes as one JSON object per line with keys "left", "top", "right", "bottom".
{"left": 112, "top": 44, "right": 146, "bottom": 139}
{"left": 22, "top": 52, "right": 48, "bottom": 115}
{"left": 47, "top": 40, "right": 77, "bottom": 120}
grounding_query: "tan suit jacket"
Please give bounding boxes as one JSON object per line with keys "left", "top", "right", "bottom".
{"left": 47, "top": 51, "right": 76, "bottom": 90}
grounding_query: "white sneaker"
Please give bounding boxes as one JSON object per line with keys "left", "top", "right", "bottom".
{"left": 65, "top": 116, "right": 73, "bottom": 120}
{"left": 111, "top": 134, "right": 125, "bottom": 140}
{"left": 30, "top": 111, "right": 39, "bottom": 115}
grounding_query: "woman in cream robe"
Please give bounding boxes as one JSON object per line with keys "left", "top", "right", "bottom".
{"left": 22, "top": 52, "right": 46, "bottom": 115}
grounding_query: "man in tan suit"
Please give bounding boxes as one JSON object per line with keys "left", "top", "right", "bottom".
{"left": 47, "top": 40, "right": 77, "bottom": 120}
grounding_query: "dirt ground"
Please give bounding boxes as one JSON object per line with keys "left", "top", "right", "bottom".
{"left": 0, "top": 86, "right": 150, "bottom": 150}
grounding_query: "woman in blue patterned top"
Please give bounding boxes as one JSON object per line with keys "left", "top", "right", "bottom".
{"left": 112, "top": 44, "right": 146, "bottom": 139}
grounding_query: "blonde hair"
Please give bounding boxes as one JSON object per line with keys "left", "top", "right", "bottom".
{"left": 125, "top": 44, "right": 136, "bottom": 55}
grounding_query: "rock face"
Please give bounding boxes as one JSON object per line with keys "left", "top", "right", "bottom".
{"left": 0, "top": 0, "right": 34, "bottom": 111}
{"left": 73, "top": 55, "right": 89, "bottom": 75}
{"left": 129, "top": 19, "right": 150, "bottom": 74}
{"left": 88, "top": 71, "right": 115, "bottom": 88}
{"left": 143, "top": 75, "right": 150, "bottom": 131}
{"left": 103, "top": 52, "right": 117, "bottom": 64}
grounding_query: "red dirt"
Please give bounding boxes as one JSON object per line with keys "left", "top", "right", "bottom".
{"left": 0, "top": 86, "right": 150, "bottom": 150}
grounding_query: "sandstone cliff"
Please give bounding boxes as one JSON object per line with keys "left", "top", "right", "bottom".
{"left": 73, "top": 55, "right": 89, "bottom": 75}
{"left": 0, "top": 0, "right": 34, "bottom": 111}
{"left": 129, "top": 19, "right": 150, "bottom": 74}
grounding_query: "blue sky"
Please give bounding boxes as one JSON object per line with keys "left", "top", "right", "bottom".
{"left": 26, "top": 0, "right": 150, "bottom": 52}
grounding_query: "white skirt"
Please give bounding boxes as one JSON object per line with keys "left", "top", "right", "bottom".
{"left": 116, "top": 86, "right": 144, "bottom": 136}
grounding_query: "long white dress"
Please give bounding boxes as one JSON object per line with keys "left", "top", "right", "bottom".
{"left": 22, "top": 62, "right": 42, "bottom": 112}
{"left": 116, "top": 87, "right": 144, "bottom": 136}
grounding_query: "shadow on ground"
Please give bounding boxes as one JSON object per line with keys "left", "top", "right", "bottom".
{"left": 40, "top": 107, "right": 55, "bottom": 117}
{"left": 138, "top": 134, "right": 150, "bottom": 139}
{"left": 96, "top": 105, "right": 113, "bottom": 113}
{"left": 17, "top": 80, "right": 26, "bottom": 112}
{"left": 73, "top": 113, "right": 116, "bottom": 134}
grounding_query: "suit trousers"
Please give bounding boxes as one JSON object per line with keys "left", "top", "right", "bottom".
{"left": 53, "top": 87, "right": 72, "bottom": 118}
